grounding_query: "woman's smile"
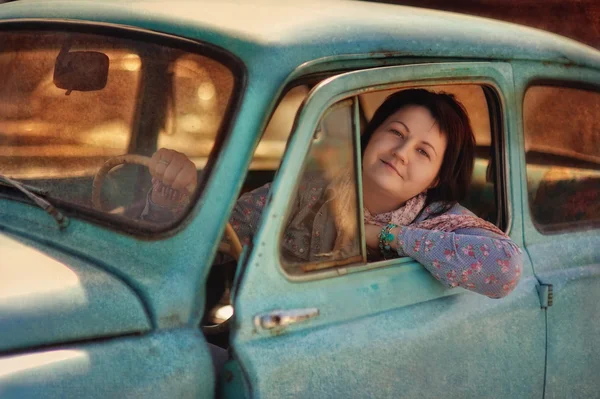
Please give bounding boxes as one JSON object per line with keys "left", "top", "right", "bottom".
{"left": 380, "top": 159, "right": 402, "bottom": 178}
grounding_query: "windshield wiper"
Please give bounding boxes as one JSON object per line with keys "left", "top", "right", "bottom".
{"left": 0, "top": 174, "right": 69, "bottom": 229}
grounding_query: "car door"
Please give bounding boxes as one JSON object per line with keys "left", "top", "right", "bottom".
{"left": 515, "top": 61, "right": 600, "bottom": 398}
{"left": 228, "top": 63, "right": 546, "bottom": 398}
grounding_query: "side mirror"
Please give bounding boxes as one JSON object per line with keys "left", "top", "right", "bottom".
{"left": 53, "top": 51, "right": 109, "bottom": 93}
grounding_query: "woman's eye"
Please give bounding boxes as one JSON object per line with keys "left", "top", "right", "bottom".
{"left": 390, "top": 129, "right": 404, "bottom": 138}
{"left": 418, "top": 149, "right": 430, "bottom": 158}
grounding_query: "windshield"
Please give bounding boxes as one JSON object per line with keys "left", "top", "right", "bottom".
{"left": 0, "top": 30, "right": 237, "bottom": 229}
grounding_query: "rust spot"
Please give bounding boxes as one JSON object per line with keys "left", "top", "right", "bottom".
{"left": 223, "top": 370, "right": 234, "bottom": 383}
{"left": 543, "top": 57, "right": 578, "bottom": 68}
{"left": 368, "top": 50, "right": 406, "bottom": 58}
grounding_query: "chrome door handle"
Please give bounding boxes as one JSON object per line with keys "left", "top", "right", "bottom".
{"left": 254, "top": 308, "right": 319, "bottom": 330}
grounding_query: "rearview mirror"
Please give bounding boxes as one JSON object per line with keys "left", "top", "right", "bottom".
{"left": 53, "top": 51, "right": 109, "bottom": 92}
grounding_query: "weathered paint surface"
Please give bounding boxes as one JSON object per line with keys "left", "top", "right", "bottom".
{"left": 0, "top": 329, "right": 213, "bottom": 398}
{"left": 0, "top": 233, "right": 150, "bottom": 352}
{"left": 512, "top": 61, "right": 600, "bottom": 399}
{"left": 234, "top": 279, "right": 544, "bottom": 398}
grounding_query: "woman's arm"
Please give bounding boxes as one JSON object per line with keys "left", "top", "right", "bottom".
{"left": 366, "top": 224, "right": 522, "bottom": 298}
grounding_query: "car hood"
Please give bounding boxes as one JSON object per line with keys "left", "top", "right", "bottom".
{"left": 0, "top": 232, "right": 151, "bottom": 353}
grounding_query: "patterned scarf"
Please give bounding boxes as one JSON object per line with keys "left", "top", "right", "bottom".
{"left": 363, "top": 191, "right": 507, "bottom": 237}
{"left": 364, "top": 192, "right": 428, "bottom": 226}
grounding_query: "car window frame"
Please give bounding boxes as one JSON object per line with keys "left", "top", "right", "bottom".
{"left": 251, "top": 62, "right": 514, "bottom": 282}
{"left": 522, "top": 79, "right": 600, "bottom": 235}
{"left": 278, "top": 96, "right": 367, "bottom": 273}
{"left": 512, "top": 59, "right": 600, "bottom": 239}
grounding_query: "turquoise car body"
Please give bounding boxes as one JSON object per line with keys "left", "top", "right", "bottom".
{"left": 0, "top": 1, "right": 598, "bottom": 398}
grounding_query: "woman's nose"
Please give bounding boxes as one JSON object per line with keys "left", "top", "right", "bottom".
{"left": 393, "top": 144, "right": 409, "bottom": 164}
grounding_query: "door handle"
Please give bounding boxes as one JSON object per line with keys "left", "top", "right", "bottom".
{"left": 254, "top": 308, "right": 319, "bottom": 330}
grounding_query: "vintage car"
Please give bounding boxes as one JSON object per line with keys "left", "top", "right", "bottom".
{"left": 0, "top": 0, "right": 598, "bottom": 398}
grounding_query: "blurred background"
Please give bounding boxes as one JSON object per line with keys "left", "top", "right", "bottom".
{"left": 368, "top": 0, "right": 600, "bottom": 49}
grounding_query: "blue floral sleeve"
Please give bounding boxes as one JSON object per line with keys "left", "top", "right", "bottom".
{"left": 396, "top": 225, "right": 523, "bottom": 298}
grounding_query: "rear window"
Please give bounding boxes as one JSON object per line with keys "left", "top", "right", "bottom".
{"left": 0, "top": 29, "right": 239, "bottom": 231}
{"left": 523, "top": 85, "right": 600, "bottom": 232}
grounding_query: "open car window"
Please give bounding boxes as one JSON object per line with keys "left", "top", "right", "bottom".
{"left": 359, "top": 85, "right": 499, "bottom": 225}
{"left": 0, "top": 29, "right": 238, "bottom": 231}
{"left": 271, "top": 83, "right": 502, "bottom": 274}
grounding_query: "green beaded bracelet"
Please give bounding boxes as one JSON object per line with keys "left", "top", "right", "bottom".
{"left": 378, "top": 223, "right": 398, "bottom": 258}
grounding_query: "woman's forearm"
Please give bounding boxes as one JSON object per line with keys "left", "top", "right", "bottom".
{"left": 366, "top": 223, "right": 522, "bottom": 298}
{"left": 396, "top": 226, "right": 523, "bottom": 298}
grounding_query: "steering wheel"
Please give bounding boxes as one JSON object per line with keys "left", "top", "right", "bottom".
{"left": 92, "top": 154, "right": 243, "bottom": 260}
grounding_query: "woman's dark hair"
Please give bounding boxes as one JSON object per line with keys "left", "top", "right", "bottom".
{"left": 360, "top": 88, "right": 476, "bottom": 208}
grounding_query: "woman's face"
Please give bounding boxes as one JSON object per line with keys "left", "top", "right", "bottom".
{"left": 362, "top": 105, "right": 447, "bottom": 210}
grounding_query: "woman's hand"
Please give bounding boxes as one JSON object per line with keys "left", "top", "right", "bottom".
{"left": 149, "top": 148, "right": 197, "bottom": 208}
